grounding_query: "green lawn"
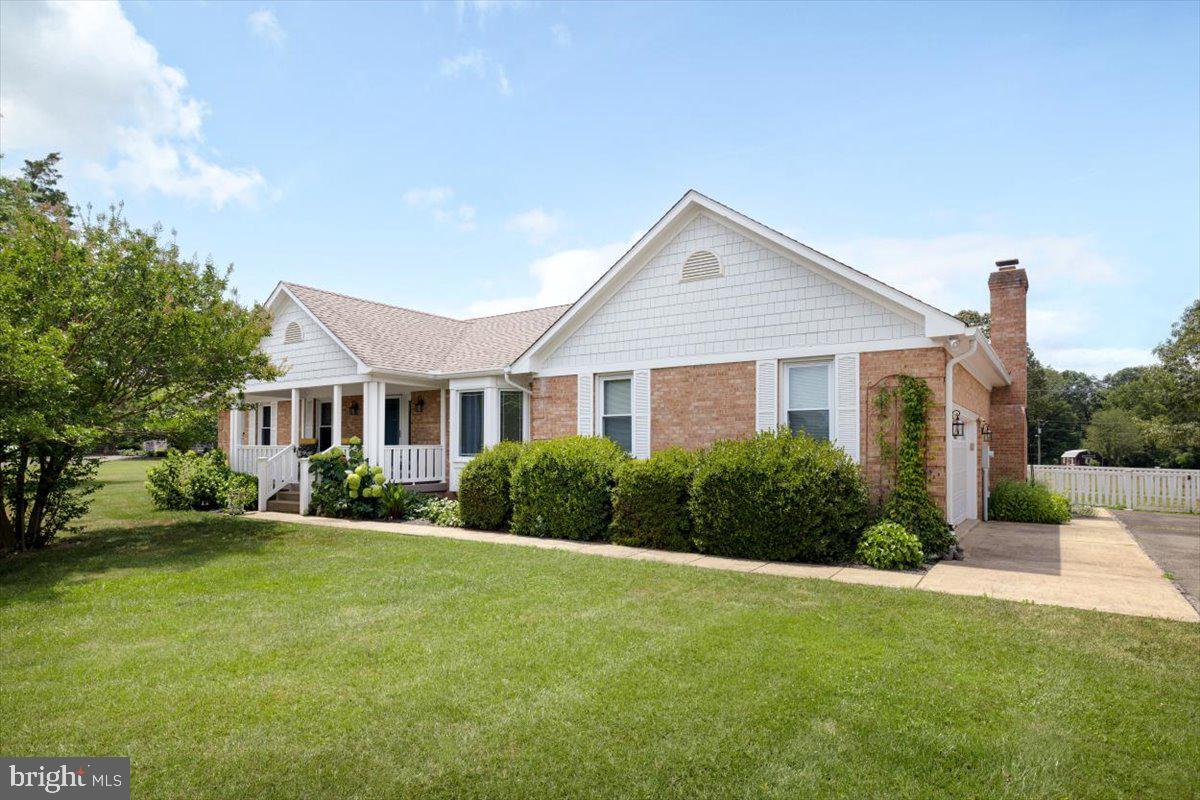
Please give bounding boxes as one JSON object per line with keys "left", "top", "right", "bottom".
{"left": 2, "top": 460, "right": 1198, "bottom": 799}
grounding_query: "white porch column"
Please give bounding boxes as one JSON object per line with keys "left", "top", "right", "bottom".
{"left": 362, "top": 380, "right": 385, "bottom": 465}
{"left": 439, "top": 388, "right": 447, "bottom": 448}
{"left": 290, "top": 388, "right": 300, "bottom": 447}
{"left": 229, "top": 404, "right": 241, "bottom": 469}
{"left": 332, "top": 384, "right": 343, "bottom": 447}
{"left": 483, "top": 388, "right": 500, "bottom": 450}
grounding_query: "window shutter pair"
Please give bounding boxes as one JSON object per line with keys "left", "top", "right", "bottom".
{"left": 756, "top": 355, "right": 860, "bottom": 463}
{"left": 577, "top": 370, "right": 651, "bottom": 459}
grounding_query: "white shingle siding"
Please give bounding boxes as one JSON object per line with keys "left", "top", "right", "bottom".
{"left": 262, "top": 296, "right": 358, "bottom": 381}
{"left": 541, "top": 213, "right": 919, "bottom": 371}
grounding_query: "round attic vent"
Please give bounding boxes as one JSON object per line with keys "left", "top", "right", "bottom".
{"left": 284, "top": 321, "right": 303, "bottom": 344}
{"left": 681, "top": 250, "right": 722, "bottom": 282}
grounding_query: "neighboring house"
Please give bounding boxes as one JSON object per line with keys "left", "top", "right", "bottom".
{"left": 221, "top": 190, "right": 1027, "bottom": 525}
{"left": 1060, "top": 449, "right": 1101, "bottom": 466}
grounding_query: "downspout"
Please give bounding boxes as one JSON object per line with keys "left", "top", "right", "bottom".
{"left": 503, "top": 366, "right": 533, "bottom": 443}
{"left": 944, "top": 332, "right": 979, "bottom": 525}
{"left": 501, "top": 366, "right": 532, "bottom": 397}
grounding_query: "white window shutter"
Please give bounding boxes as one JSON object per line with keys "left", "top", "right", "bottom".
{"left": 834, "top": 353, "right": 861, "bottom": 463}
{"left": 632, "top": 369, "right": 651, "bottom": 459}
{"left": 577, "top": 373, "right": 593, "bottom": 436}
{"left": 755, "top": 360, "right": 778, "bottom": 432}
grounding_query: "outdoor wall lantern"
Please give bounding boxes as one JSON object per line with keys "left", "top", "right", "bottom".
{"left": 414, "top": 397, "right": 425, "bottom": 413}
{"left": 981, "top": 423, "right": 992, "bottom": 442}
{"left": 951, "top": 410, "right": 965, "bottom": 439}
{"left": 348, "top": 401, "right": 360, "bottom": 416}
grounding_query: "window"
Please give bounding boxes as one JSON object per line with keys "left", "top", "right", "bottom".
{"left": 500, "top": 391, "right": 524, "bottom": 442}
{"left": 600, "top": 376, "right": 632, "bottom": 453}
{"left": 384, "top": 397, "right": 401, "bottom": 446}
{"left": 459, "top": 391, "right": 484, "bottom": 457}
{"left": 259, "top": 404, "right": 273, "bottom": 445}
{"left": 785, "top": 363, "right": 831, "bottom": 441}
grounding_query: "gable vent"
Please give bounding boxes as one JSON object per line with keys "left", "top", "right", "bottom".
{"left": 681, "top": 250, "right": 722, "bottom": 282}
{"left": 283, "top": 321, "right": 303, "bottom": 344}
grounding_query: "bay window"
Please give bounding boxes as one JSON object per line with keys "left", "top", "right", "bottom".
{"left": 459, "top": 391, "right": 484, "bottom": 456}
{"left": 500, "top": 391, "right": 524, "bottom": 442}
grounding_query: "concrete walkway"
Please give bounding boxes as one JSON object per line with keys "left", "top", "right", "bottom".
{"left": 247, "top": 509, "right": 1199, "bottom": 623}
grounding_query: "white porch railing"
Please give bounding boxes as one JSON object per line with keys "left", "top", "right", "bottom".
{"left": 1030, "top": 465, "right": 1200, "bottom": 513}
{"left": 381, "top": 445, "right": 444, "bottom": 484}
{"left": 231, "top": 444, "right": 289, "bottom": 476}
{"left": 257, "top": 446, "right": 299, "bottom": 511}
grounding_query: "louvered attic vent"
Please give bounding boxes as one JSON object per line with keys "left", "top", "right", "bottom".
{"left": 681, "top": 250, "right": 722, "bottom": 282}
{"left": 284, "top": 321, "right": 303, "bottom": 344}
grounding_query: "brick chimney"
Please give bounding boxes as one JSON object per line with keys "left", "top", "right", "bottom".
{"left": 988, "top": 260, "right": 1028, "bottom": 483}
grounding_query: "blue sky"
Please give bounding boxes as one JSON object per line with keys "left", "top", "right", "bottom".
{"left": 3, "top": 0, "right": 1197, "bottom": 375}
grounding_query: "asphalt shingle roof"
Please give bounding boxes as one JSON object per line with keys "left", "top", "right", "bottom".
{"left": 282, "top": 283, "right": 567, "bottom": 375}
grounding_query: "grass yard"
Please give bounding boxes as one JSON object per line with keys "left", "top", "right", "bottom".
{"left": 2, "top": 459, "right": 1198, "bottom": 799}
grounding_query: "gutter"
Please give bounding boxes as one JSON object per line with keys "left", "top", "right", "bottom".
{"left": 502, "top": 366, "right": 532, "bottom": 397}
{"left": 944, "top": 333, "right": 979, "bottom": 525}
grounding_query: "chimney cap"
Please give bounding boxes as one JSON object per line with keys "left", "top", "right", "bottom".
{"left": 995, "top": 258, "right": 1020, "bottom": 270}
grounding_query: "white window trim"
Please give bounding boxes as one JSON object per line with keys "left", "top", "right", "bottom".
{"left": 779, "top": 360, "right": 835, "bottom": 441}
{"left": 458, "top": 390, "right": 485, "bottom": 458}
{"left": 595, "top": 373, "right": 634, "bottom": 454}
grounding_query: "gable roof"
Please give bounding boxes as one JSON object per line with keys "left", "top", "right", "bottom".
{"left": 269, "top": 282, "right": 567, "bottom": 376}
{"left": 510, "top": 190, "right": 971, "bottom": 372}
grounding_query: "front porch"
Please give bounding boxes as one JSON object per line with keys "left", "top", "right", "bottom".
{"left": 226, "top": 378, "right": 449, "bottom": 506}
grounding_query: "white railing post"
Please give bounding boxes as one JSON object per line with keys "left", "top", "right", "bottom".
{"left": 257, "top": 457, "right": 269, "bottom": 512}
{"left": 298, "top": 457, "right": 311, "bottom": 515}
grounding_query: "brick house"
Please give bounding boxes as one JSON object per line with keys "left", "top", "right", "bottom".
{"left": 222, "top": 190, "right": 1026, "bottom": 524}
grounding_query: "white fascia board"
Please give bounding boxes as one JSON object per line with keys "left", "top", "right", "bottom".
{"left": 510, "top": 190, "right": 967, "bottom": 372}
{"left": 269, "top": 283, "right": 371, "bottom": 373}
{"left": 972, "top": 333, "right": 1012, "bottom": 386}
{"left": 244, "top": 372, "right": 366, "bottom": 393}
{"left": 939, "top": 330, "right": 1011, "bottom": 389}
{"left": 531, "top": 336, "right": 941, "bottom": 378}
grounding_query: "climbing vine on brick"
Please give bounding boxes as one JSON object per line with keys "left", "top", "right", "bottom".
{"left": 873, "top": 375, "right": 953, "bottom": 557}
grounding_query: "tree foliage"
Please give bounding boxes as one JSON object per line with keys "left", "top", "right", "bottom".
{"left": 0, "top": 155, "right": 280, "bottom": 550}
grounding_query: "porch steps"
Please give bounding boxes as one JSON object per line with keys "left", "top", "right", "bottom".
{"left": 266, "top": 484, "right": 300, "bottom": 514}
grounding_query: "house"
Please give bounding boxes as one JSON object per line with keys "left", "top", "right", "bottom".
{"left": 220, "top": 190, "right": 1027, "bottom": 524}
{"left": 1060, "top": 449, "right": 1101, "bottom": 466}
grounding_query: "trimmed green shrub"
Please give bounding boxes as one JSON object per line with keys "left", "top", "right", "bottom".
{"left": 224, "top": 473, "right": 258, "bottom": 514}
{"left": 459, "top": 441, "right": 524, "bottom": 530}
{"left": 855, "top": 521, "right": 924, "bottom": 570}
{"left": 146, "top": 449, "right": 238, "bottom": 511}
{"left": 510, "top": 436, "right": 628, "bottom": 540}
{"left": 610, "top": 448, "right": 700, "bottom": 551}
{"left": 689, "top": 430, "right": 868, "bottom": 563}
{"left": 990, "top": 480, "right": 1071, "bottom": 524}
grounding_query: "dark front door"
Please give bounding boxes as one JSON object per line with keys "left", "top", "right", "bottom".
{"left": 318, "top": 402, "right": 333, "bottom": 451}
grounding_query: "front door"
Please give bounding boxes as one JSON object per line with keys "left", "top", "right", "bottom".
{"left": 318, "top": 402, "right": 333, "bottom": 451}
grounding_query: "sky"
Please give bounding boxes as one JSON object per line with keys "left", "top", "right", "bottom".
{"left": 2, "top": 0, "right": 1198, "bottom": 376}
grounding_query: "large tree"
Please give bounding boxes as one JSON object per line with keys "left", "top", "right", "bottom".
{"left": 0, "top": 157, "right": 280, "bottom": 551}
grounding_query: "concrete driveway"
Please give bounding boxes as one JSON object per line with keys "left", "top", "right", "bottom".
{"left": 921, "top": 510, "right": 1199, "bottom": 622}
{"left": 1113, "top": 510, "right": 1200, "bottom": 613}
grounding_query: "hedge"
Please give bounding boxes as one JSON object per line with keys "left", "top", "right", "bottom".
{"left": 989, "top": 480, "right": 1071, "bottom": 524}
{"left": 459, "top": 441, "right": 524, "bottom": 530}
{"left": 689, "top": 430, "right": 868, "bottom": 563}
{"left": 145, "top": 449, "right": 254, "bottom": 511}
{"left": 610, "top": 447, "right": 700, "bottom": 551}
{"left": 510, "top": 436, "right": 627, "bottom": 540}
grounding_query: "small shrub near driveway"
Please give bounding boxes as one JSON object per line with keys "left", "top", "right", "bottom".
{"left": 610, "top": 448, "right": 700, "bottom": 551}
{"left": 146, "top": 449, "right": 253, "bottom": 511}
{"left": 510, "top": 436, "right": 628, "bottom": 540}
{"left": 855, "top": 521, "right": 924, "bottom": 570}
{"left": 990, "top": 480, "right": 1071, "bottom": 524}
{"left": 689, "top": 430, "right": 868, "bottom": 563}
{"left": 459, "top": 441, "right": 524, "bottom": 530}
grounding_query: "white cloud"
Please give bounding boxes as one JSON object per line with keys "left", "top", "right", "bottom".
{"left": 506, "top": 208, "right": 561, "bottom": 244}
{"left": 465, "top": 239, "right": 633, "bottom": 316}
{"left": 440, "top": 50, "right": 486, "bottom": 78}
{"left": 824, "top": 232, "right": 1118, "bottom": 313}
{"left": 455, "top": 0, "right": 525, "bottom": 28}
{"left": 1038, "top": 347, "right": 1156, "bottom": 377}
{"left": 496, "top": 65, "right": 511, "bottom": 96}
{"left": 404, "top": 186, "right": 475, "bottom": 232}
{"left": 247, "top": 9, "right": 286, "bottom": 48}
{"left": 0, "top": 0, "right": 264, "bottom": 209}
{"left": 551, "top": 23, "right": 572, "bottom": 48}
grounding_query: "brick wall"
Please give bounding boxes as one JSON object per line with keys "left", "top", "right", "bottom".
{"left": 342, "top": 394, "right": 363, "bottom": 440}
{"left": 860, "top": 347, "right": 948, "bottom": 510}
{"left": 276, "top": 400, "right": 292, "bottom": 445}
{"left": 217, "top": 408, "right": 231, "bottom": 458}
{"left": 409, "top": 390, "right": 441, "bottom": 445}
{"left": 989, "top": 266, "right": 1029, "bottom": 484}
{"left": 650, "top": 362, "right": 756, "bottom": 451}
{"left": 531, "top": 375, "right": 577, "bottom": 440}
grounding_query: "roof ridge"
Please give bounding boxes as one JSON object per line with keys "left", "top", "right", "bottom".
{"left": 282, "top": 282, "right": 467, "bottom": 324}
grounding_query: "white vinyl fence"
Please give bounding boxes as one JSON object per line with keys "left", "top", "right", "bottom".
{"left": 1029, "top": 465, "right": 1200, "bottom": 513}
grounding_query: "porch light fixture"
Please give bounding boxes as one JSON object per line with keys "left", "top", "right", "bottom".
{"left": 414, "top": 397, "right": 425, "bottom": 413}
{"left": 348, "top": 401, "right": 360, "bottom": 416}
{"left": 951, "top": 410, "right": 965, "bottom": 439}
{"left": 981, "top": 423, "right": 992, "bottom": 442}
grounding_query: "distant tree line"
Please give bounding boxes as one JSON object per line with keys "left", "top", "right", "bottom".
{"left": 955, "top": 303, "right": 1200, "bottom": 469}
